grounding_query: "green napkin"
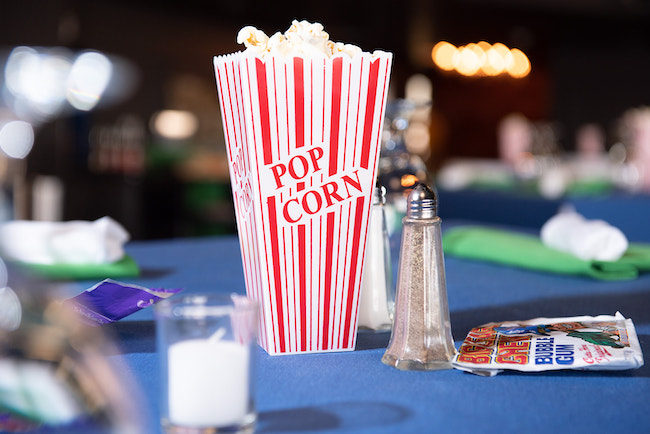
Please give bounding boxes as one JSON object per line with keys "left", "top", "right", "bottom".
{"left": 442, "top": 226, "right": 650, "bottom": 280}
{"left": 18, "top": 255, "right": 140, "bottom": 281}
{"left": 566, "top": 178, "right": 614, "bottom": 197}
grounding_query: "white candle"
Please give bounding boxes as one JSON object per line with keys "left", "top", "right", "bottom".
{"left": 168, "top": 338, "right": 250, "bottom": 427}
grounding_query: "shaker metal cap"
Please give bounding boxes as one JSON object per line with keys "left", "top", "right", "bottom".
{"left": 372, "top": 185, "right": 387, "bottom": 205}
{"left": 406, "top": 182, "right": 437, "bottom": 219}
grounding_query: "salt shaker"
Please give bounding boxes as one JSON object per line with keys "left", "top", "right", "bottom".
{"left": 358, "top": 185, "right": 393, "bottom": 331}
{"left": 382, "top": 182, "right": 456, "bottom": 370}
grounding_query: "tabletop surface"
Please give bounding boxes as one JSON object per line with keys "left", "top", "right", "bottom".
{"left": 438, "top": 188, "right": 650, "bottom": 243}
{"left": 49, "top": 222, "right": 650, "bottom": 433}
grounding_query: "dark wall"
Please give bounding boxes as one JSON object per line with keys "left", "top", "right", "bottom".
{"left": 1, "top": 0, "right": 649, "bottom": 237}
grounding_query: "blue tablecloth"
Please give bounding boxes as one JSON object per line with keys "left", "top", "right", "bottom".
{"left": 438, "top": 188, "right": 650, "bottom": 242}
{"left": 48, "top": 225, "right": 650, "bottom": 433}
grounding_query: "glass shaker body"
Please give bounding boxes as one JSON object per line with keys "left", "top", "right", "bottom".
{"left": 382, "top": 214, "right": 455, "bottom": 370}
{"left": 358, "top": 187, "right": 394, "bottom": 331}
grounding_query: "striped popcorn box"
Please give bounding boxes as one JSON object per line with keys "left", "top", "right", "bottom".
{"left": 213, "top": 51, "right": 392, "bottom": 354}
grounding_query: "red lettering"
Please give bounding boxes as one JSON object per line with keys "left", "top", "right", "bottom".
{"left": 270, "top": 163, "right": 287, "bottom": 189}
{"left": 342, "top": 170, "right": 363, "bottom": 196}
{"left": 307, "top": 146, "right": 324, "bottom": 172}
{"left": 302, "top": 191, "right": 322, "bottom": 215}
{"left": 457, "top": 352, "right": 492, "bottom": 364}
{"left": 282, "top": 198, "right": 301, "bottom": 223}
{"left": 321, "top": 181, "right": 345, "bottom": 207}
{"left": 288, "top": 155, "right": 309, "bottom": 180}
{"left": 495, "top": 336, "right": 530, "bottom": 364}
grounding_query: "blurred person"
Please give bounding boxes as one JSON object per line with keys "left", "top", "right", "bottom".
{"left": 569, "top": 123, "right": 614, "bottom": 188}
{"left": 619, "top": 107, "right": 650, "bottom": 191}
{"left": 498, "top": 113, "right": 534, "bottom": 174}
{"left": 539, "top": 123, "right": 615, "bottom": 199}
{"left": 576, "top": 123, "right": 606, "bottom": 159}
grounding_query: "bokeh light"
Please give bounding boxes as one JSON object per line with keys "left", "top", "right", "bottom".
{"left": 431, "top": 41, "right": 457, "bottom": 71}
{"left": 508, "top": 48, "right": 531, "bottom": 78}
{"left": 454, "top": 46, "right": 481, "bottom": 76}
{"left": 467, "top": 43, "right": 487, "bottom": 68}
{"left": 151, "top": 110, "right": 199, "bottom": 140}
{"left": 0, "top": 120, "right": 34, "bottom": 159}
{"left": 5, "top": 47, "right": 71, "bottom": 119}
{"left": 491, "top": 43, "right": 515, "bottom": 70}
{"left": 484, "top": 47, "right": 505, "bottom": 75}
{"left": 432, "top": 40, "right": 529, "bottom": 78}
{"left": 66, "top": 51, "right": 113, "bottom": 111}
{"left": 0, "top": 286, "right": 21, "bottom": 332}
{"left": 400, "top": 174, "right": 419, "bottom": 188}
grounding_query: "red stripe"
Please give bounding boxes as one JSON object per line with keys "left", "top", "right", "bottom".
{"left": 342, "top": 63, "right": 352, "bottom": 163}
{"left": 317, "top": 215, "right": 322, "bottom": 350}
{"left": 284, "top": 63, "right": 290, "bottom": 156}
{"left": 348, "top": 202, "right": 370, "bottom": 348}
{"left": 309, "top": 219, "right": 314, "bottom": 351}
{"left": 310, "top": 60, "right": 313, "bottom": 156}
{"left": 333, "top": 210, "right": 343, "bottom": 348}
{"left": 214, "top": 68, "right": 233, "bottom": 158}
{"left": 328, "top": 58, "right": 343, "bottom": 177}
{"left": 251, "top": 209, "right": 266, "bottom": 348}
{"left": 290, "top": 227, "right": 297, "bottom": 351}
{"left": 253, "top": 211, "right": 270, "bottom": 351}
{"left": 322, "top": 60, "right": 326, "bottom": 140}
{"left": 237, "top": 60, "right": 266, "bottom": 349}
{"left": 282, "top": 225, "right": 291, "bottom": 351}
{"left": 255, "top": 59, "right": 273, "bottom": 165}
{"left": 225, "top": 61, "right": 243, "bottom": 160}
{"left": 235, "top": 61, "right": 249, "bottom": 173}
{"left": 266, "top": 196, "right": 286, "bottom": 353}
{"left": 338, "top": 201, "right": 352, "bottom": 348}
{"left": 352, "top": 61, "right": 364, "bottom": 164}
{"left": 321, "top": 212, "right": 336, "bottom": 350}
{"left": 371, "top": 59, "right": 391, "bottom": 176}
{"left": 342, "top": 196, "right": 366, "bottom": 348}
{"left": 271, "top": 58, "right": 281, "bottom": 160}
{"left": 233, "top": 63, "right": 251, "bottom": 174}
{"left": 360, "top": 59, "right": 381, "bottom": 169}
{"left": 293, "top": 58, "right": 304, "bottom": 148}
{"left": 298, "top": 224, "right": 307, "bottom": 351}
{"left": 247, "top": 58, "right": 275, "bottom": 353}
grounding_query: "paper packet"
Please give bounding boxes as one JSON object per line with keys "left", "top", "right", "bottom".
{"left": 64, "top": 279, "right": 181, "bottom": 325}
{"left": 453, "top": 312, "right": 644, "bottom": 376}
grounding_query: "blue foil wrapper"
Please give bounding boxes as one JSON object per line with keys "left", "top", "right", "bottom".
{"left": 65, "top": 279, "right": 181, "bottom": 325}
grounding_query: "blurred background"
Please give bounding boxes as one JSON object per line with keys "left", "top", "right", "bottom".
{"left": 1, "top": 0, "right": 649, "bottom": 239}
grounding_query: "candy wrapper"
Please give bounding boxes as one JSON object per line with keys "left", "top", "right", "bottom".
{"left": 453, "top": 312, "right": 644, "bottom": 376}
{"left": 64, "top": 279, "right": 182, "bottom": 325}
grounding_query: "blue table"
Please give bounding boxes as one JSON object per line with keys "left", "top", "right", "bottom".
{"left": 54, "top": 225, "right": 650, "bottom": 433}
{"left": 438, "top": 188, "right": 650, "bottom": 242}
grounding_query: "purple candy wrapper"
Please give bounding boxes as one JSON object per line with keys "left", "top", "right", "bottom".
{"left": 65, "top": 279, "right": 182, "bottom": 325}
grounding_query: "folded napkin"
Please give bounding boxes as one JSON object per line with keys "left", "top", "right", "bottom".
{"left": 0, "top": 217, "right": 139, "bottom": 280}
{"left": 541, "top": 211, "right": 628, "bottom": 261}
{"left": 442, "top": 226, "right": 650, "bottom": 280}
{"left": 24, "top": 255, "right": 139, "bottom": 280}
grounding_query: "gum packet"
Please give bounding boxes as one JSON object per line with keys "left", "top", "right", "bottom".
{"left": 453, "top": 312, "right": 644, "bottom": 376}
{"left": 64, "top": 279, "right": 182, "bottom": 325}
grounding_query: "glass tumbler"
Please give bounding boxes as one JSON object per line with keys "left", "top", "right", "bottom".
{"left": 155, "top": 294, "right": 258, "bottom": 433}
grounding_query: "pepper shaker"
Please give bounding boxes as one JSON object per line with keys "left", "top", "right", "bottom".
{"left": 358, "top": 185, "right": 393, "bottom": 331}
{"left": 382, "top": 182, "right": 456, "bottom": 370}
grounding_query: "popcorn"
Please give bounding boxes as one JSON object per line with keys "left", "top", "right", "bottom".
{"left": 236, "top": 20, "right": 363, "bottom": 58}
{"left": 236, "top": 26, "right": 269, "bottom": 55}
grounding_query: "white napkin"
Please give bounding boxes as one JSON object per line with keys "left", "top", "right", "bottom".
{"left": 541, "top": 211, "right": 628, "bottom": 262}
{"left": 0, "top": 216, "right": 130, "bottom": 265}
